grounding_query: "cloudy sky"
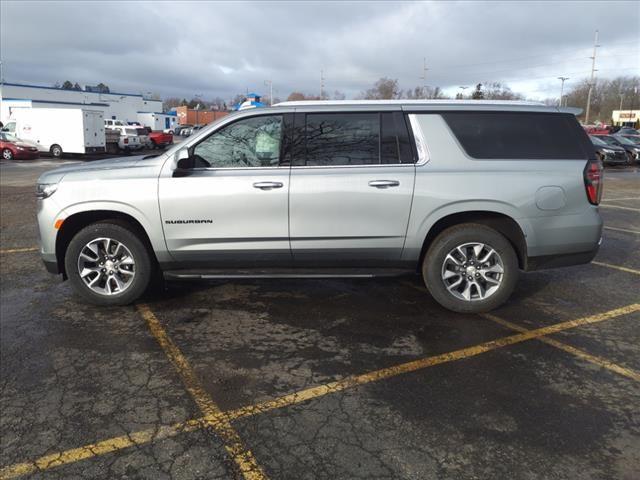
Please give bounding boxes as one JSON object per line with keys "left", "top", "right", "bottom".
{"left": 1, "top": 1, "right": 638, "bottom": 102}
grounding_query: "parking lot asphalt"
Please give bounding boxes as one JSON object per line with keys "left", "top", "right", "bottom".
{"left": 0, "top": 160, "right": 638, "bottom": 480}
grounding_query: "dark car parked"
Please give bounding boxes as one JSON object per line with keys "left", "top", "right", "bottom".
{"left": 593, "top": 134, "right": 640, "bottom": 164}
{"left": 590, "top": 136, "right": 629, "bottom": 165}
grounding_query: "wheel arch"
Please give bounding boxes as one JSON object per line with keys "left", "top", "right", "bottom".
{"left": 55, "top": 210, "right": 158, "bottom": 278}
{"left": 418, "top": 211, "right": 528, "bottom": 270}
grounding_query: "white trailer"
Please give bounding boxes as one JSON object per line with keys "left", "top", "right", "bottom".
{"left": 137, "top": 112, "right": 178, "bottom": 133}
{"left": 2, "top": 108, "right": 106, "bottom": 157}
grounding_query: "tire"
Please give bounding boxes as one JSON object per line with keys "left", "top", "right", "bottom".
{"left": 65, "top": 222, "right": 153, "bottom": 306}
{"left": 2, "top": 148, "right": 13, "bottom": 160}
{"left": 422, "top": 223, "right": 519, "bottom": 313}
{"left": 50, "top": 144, "right": 63, "bottom": 158}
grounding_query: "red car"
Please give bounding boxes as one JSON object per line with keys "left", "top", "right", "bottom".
{"left": 148, "top": 131, "right": 173, "bottom": 149}
{"left": 0, "top": 132, "right": 40, "bottom": 160}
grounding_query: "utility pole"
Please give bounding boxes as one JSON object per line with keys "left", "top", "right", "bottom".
{"left": 320, "top": 69, "right": 325, "bottom": 100}
{"left": 618, "top": 93, "right": 624, "bottom": 111}
{"left": 584, "top": 30, "right": 600, "bottom": 125}
{"left": 264, "top": 79, "right": 273, "bottom": 106}
{"left": 557, "top": 77, "right": 569, "bottom": 107}
{"left": 419, "top": 57, "right": 429, "bottom": 99}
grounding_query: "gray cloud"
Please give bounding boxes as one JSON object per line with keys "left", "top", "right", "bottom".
{"left": 1, "top": 0, "right": 638, "bottom": 101}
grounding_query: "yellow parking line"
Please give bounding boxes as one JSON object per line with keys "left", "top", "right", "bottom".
{"left": 228, "top": 303, "right": 640, "bottom": 420}
{"left": 604, "top": 226, "right": 640, "bottom": 235}
{"left": 481, "top": 314, "right": 640, "bottom": 382}
{"left": 0, "top": 247, "right": 38, "bottom": 254}
{"left": 2, "top": 302, "right": 638, "bottom": 479}
{"left": 600, "top": 204, "right": 640, "bottom": 212}
{"left": 592, "top": 261, "right": 640, "bottom": 276}
{"left": 602, "top": 197, "right": 640, "bottom": 202}
{"left": 137, "top": 304, "right": 267, "bottom": 480}
{"left": 0, "top": 418, "right": 203, "bottom": 479}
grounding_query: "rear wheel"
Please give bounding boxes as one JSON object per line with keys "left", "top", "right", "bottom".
{"left": 50, "top": 144, "right": 63, "bottom": 158}
{"left": 65, "top": 222, "right": 153, "bottom": 306}
{"left": 422, "top": 224, "right": 519, "bottom": 313}
{"left": 2, "top": 149, "right": 13, "bottom": 160}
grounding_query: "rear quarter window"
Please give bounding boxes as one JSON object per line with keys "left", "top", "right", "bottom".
{"left": 442, "top": 112, "right": 590, "bottom": 160}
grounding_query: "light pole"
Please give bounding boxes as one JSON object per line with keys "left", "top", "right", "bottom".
{"left": 194, "top": 94, "right": 202, "bottom": 125}
{"left": 584, "top": 30, "right": 600, "bottom": 124}
{"left": 458, "top": 86, "right": 468, "bottom": 99}
{"left": 420, "top": 58, "right": 429, "bottom": 99}
{"left": 264, "top": 79, "right": 273, "bottom": 106}
{"left": 557, "top": 77, "right": 569, "bottom": 107}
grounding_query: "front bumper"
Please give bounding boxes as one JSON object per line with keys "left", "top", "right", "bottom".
{"left": 43, "top": 258, "right": 60, "bottom": 274}
{"left": 14, "top": 149, "right": 40, "bottom": 159}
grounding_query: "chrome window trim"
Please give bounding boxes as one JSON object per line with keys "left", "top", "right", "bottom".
{"left": 290, "top": 163, "right": 415, "bottom": 170}
{"left": 176, "top": 166, "right": 290, "bottom": 172}
{"left": 408, "top": 114, "right": 430, "bottom": 165}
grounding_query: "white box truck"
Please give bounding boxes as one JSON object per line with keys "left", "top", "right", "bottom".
{"left": 2, "top": 108, "right": 106, "bottom": 158}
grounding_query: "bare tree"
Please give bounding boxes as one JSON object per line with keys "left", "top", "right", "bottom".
{"left": 482, "top": 82, "right": 523, "bottom": 100}
{"left": 163, "top": 97, "right": 183, "bottom": 111}
{"left": 565, "top": 75, "right": 640, "bottom": 123}
{"left": 332, "top": 90, "right": 346, "bottom": 100}
{"left": 361, "top": 77, "right": 401, "bottom": 100}
{"left": 286, "top": 92, "right": 321, "bottom": 101}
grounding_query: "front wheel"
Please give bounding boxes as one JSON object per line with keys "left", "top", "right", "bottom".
{"left": 65, "top": 222, "right": 153, "bottom": 306}
{"left": 2, "top": 148, "right": 13, "bottom": 160}
{"left": 422, "top": 224, "right": 519, "bottom": 313}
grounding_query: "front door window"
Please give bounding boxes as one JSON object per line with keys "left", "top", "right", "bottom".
{"left": 192, "top": 115, "right": 283, "bottom": 168}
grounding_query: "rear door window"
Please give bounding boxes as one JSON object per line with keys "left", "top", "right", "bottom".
{"left": 297, "top": 112, "right": 413, "bottom": 166}
{"left": 442, "top": 112, "right": 589, "bottom": 160}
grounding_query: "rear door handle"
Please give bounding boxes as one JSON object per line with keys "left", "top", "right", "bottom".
{"left": 368, "top": 180, "right": 400, "bottom": 188}
{"left": 253, "top": 181, "right": 284, "bottom": 190}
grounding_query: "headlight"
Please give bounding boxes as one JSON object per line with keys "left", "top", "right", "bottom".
{"left": 16, "top": 146, "right": 26, "bottom": 150}
{"left": 602, "top": 148, "right": 614, "bottom": 154}
{"left": 36, "top": 183, "right": 58, "bottom": 199}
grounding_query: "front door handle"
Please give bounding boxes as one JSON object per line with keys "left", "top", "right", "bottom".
{"left": 253, "top": 181, "right": 284, "bottom": 190}
{"left": 368, "top": 180, "right": 400, "bottom": 189}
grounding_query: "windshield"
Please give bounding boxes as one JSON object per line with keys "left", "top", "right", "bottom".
{"left": 622, "top": 135, "right": 640, "bottom": 145}
{"left": 590, "top": 136, "right": 607, "bottom": 146}
{"left": 125, "top": 128, "right": 139, "bottom": 135}
{"left": 613, "top": 135, "right": 636, "bottom": 146}
{"left": 595, "top": 136, "right": 617, "bottom": 146}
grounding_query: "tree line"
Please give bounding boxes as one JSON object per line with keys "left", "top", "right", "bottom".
{"left": 159, "top": 75, "right": 638, "bottom": 125}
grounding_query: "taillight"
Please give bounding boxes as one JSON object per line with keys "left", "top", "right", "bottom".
{"left": 583, "top": 159, "right": 603, "bottom": 205}
{"left": 124, "top": 138, "right": 129, "bottom": 144}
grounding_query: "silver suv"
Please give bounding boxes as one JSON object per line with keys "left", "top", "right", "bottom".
{"left": 36, "top": 101, "right": 603, "bottom": 313}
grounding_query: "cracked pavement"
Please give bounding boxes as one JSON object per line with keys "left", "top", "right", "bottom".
{"left": 1, "top": 161, "right": 639, "bottom": 479}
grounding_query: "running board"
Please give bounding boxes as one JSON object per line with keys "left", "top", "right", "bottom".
{"left": 163, "top": 268, "right": 413, "bottom": 280}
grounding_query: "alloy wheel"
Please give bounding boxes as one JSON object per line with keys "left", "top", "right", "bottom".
{"left": 76, "top": 237, "right": 136, "bottom": 295}
{"left": 441, "top": 242, "right": 504, "bottom": 301}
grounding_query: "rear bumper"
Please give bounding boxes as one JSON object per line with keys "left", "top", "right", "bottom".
{"left": 525, "top": 242, "right": 600, "bottom": 271}
{"left": 85, "top": 146, "right": 106, "bottom": 154}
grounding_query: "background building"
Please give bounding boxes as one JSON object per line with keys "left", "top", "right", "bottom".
{"left": 175, "top": 106, "right": 228, "bottom": 125}
{"left": 0, "top": 82, "right": 163, "bottom": 124}
{"left": 611, "top": 110, "right": 640, "bottom": 127}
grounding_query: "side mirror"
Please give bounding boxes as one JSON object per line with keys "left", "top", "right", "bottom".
{"left": 173, "top": 149, "right": 194, "bottom": 176}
